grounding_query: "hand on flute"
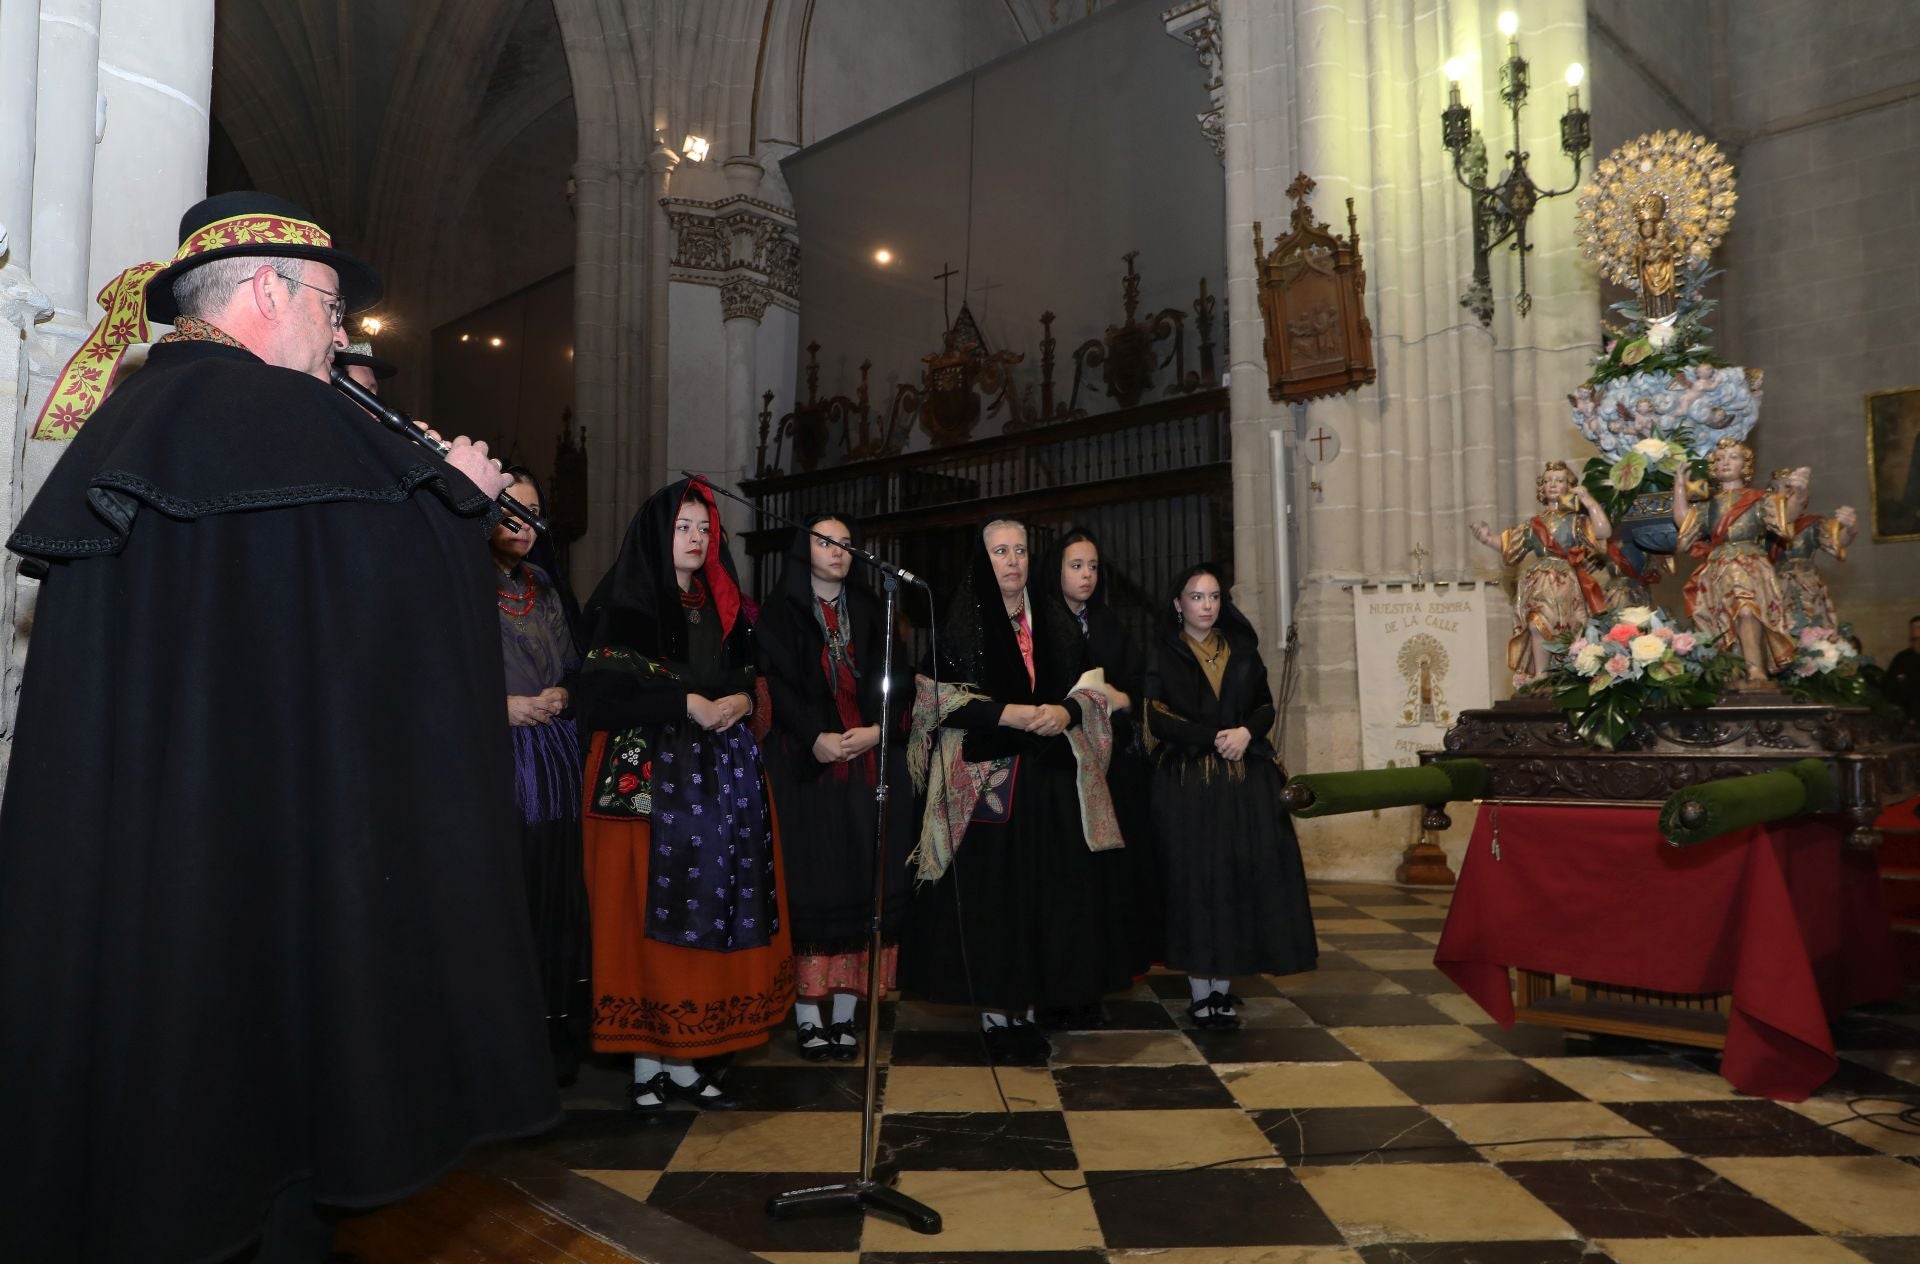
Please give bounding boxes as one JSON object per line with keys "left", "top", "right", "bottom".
{"left": 444, "top": 436, "right": 513, "bottom": 497}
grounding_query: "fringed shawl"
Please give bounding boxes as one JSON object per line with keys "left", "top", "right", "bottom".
{"left": 905, "top": 674, "right": 1122, "bottom": 883}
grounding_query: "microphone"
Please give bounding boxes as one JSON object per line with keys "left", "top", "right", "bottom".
{"left": 686, "top": 471, "right": 929, "bottom": 587}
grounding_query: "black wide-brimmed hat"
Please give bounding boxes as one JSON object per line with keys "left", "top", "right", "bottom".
{"left": 334, "top": 343, "right": 397, "bottom": 381}
{"left": 32, "top": 191, "right": 386, "bottom": 441}
{"left": 145, "top": 191, "right": 382, "bottom": 324}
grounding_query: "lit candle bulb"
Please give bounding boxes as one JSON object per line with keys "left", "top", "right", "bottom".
{"left": 1565, "top": 61, "right": 1584, "bottom": 111}
{"left": 1444, "top": 57, "right": 1465, "bottom": 107}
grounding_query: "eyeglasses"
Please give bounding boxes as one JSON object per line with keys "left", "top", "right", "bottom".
{"left": 236, "top": 269, "right": 345, "bottom": 328}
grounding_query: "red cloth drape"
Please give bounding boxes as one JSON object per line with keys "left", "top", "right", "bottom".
{"left": 1434, "top": 804, "right": 1901, "bottom": 1101}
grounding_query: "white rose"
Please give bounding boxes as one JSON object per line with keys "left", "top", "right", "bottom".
{"left": 1632, "top": 438, "right": 1671, "bottom": 460}
{"left": 1646, "top": 316, "right": 1678, "bottom": 349}
{"left": 1617, "top": 606, "right": 1655, "bottom": 629}
{"left": 1574, "top": 643, "right": 1608, "bottom": 675}
{"left": 1629, "top": 633, "right": 1667, "bottom": 665}
{"left": 1812, "top": 641, "right": 1841, "bottom": 668}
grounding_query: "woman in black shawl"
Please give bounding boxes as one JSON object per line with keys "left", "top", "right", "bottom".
{"left": 756, "top": 514, "right": 915, "bottom": 1061}
{"left": 573, "top": 476, "right": 794, "bottom": 1112}
{"left": 1142, "top": 564, "right": 1316, "bottom": 1028}
{"left": 901, "top": 519, "right": 1134, "bottom": 1062}
{"left": 1045, "top": 527, "right": 1163, "bottom": 988}
{"left": 493, "top": 468, "right": 590, "bottom": 1083}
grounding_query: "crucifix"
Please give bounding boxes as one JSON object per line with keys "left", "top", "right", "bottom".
{"left": 969, "top": 274, "right": 1003, "bottom": 326}
{"left": 1410, "top": 542, "right": 1429, "bottom": 584}
{"left": 934, "top": 262, "right": 959, "bottom": 328}
{"left": 1308, "top": 427, "right": 1336, "bottom": 461}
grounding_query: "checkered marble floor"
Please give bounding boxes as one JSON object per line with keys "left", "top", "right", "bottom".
{"left": 525, "top": 882, "right": 1920, "bottom": 1264}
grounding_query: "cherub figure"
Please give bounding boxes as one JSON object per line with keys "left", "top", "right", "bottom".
{"left": 1671, "top": 364, "right": 1716, "bottom": 417}
{"left": 1472, "top": 461, "right": 1613, "bottom": 683}
{"left": 1767, "top": 466, "right": 1859, "bottom": 633}
{"left": 1674, "top": 438, "right": 1796, "bottom": 684}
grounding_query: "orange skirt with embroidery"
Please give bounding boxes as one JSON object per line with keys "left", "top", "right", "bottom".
{"left": 581, "top": 732, "right": 795, "bottom": 1057}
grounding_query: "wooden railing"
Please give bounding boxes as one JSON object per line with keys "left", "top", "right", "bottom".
{"left": 740, "top": 387, "right": 1231, "bottom": 645}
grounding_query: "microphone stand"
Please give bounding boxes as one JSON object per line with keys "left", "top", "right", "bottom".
{"left": 696, "top": 474, "right": 941, "bottom": 1236}
{"left": 330, "top": 368, "right": 548, "bottom": 534}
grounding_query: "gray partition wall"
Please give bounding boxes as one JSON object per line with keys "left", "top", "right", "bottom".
{"left": 782, "top": 0, "right": 1226, "bottom": 453}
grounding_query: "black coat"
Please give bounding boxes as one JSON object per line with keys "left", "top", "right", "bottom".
{"left": 1144, "top": 618, "right": 1279, "bottom": 772}
{"left": 0, "top": 341, "right": 559, "bottom": 1263}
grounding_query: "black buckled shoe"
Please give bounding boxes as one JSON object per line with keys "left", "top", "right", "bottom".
{"left": 667, "top": 1071, "right": 739, "bottom": 1110}
{"left": 627, "top": 1070, "right": 673, "bottom": 1116}
{"left": 826, "top": 1019, "right": 860, "bottom": 1062}
{"left": 796, "top": 1022, "right": 835, "bottom": 1063}
{"left": 1188, "top": 991, "right": 1244, "bottom": 1029}
{"left": 983, "top": 1021, "right": 1051, "bottom": 1065}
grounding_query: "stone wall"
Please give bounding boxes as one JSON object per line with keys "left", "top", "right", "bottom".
{"left": 1718, "top": 2, "right": 1920, "bottom": 661}
{"left": 1222, "top": 0, "right": 1599, "bottom": 881}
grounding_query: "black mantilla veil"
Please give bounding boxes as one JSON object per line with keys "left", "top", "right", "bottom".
{"left": 1164, "top": 562, "right": 1258, "bottom": 650}
{"left": 759, "top": 512, "right": 870, "bottom": 703}
{"left": 778, "top": 512, "right": 865, "bottom": 608}
{"left": 502, "top": 463, "right": 583, "bottom": 652}
{"left": 1041, "top": 525, "right": 1110, "bottom": 611}
{"left": 935, "top": 520, "right": 1085, "bottom": 706}
{"left": 582, "top": 474, "right": 752, "bottom": 669}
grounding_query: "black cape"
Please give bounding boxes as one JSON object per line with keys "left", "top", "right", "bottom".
{"left": 755, "top": 517, "right": 914, "bottom": 950}
{"left": 0, "top": 341, "right": 560, "bottom": 1263}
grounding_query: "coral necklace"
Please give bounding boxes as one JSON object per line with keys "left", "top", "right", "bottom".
{"left": 497, "top": 567, "right": 537, "bottom": 617}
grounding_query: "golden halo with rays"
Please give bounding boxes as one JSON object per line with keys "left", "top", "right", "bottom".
{"left": 1575, "top": 129, "right": 1737, "bottom": 290}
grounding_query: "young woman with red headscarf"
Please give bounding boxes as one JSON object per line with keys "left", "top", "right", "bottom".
{"left": 573, "top": 477, "right": 794, "bottom": 1112}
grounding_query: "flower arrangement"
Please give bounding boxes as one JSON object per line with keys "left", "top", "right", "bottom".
{"left": 1776, "top": 625, "right": 1868, "bottom": 706}
{"left": 1545, "top": 606, "right": 1744, "bottom": 749}
{"left": 1579, "top": 433, "right": 1709, "bottom": 521}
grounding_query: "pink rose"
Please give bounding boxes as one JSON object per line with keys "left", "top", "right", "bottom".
{"left": 1606, "top": 655, "right": 1632, "bottom": 677}
{"left": 1569, "top": 637, "right": 1591, "bottom": 655}
{"left": 1654, "top": 626, "right": 1674, "bottom": 642}
{"left": 1671, "top": 633, "right": 1697, "bottom": 654}
{"left": 1795, "top": 659, "right": 1818, "bottom": 677}
{"left": 1604, "top": 624, "right": 1636, "bottom": 645}
{"left": 1799, "top": 627, "right": 1824, "bottom": 648}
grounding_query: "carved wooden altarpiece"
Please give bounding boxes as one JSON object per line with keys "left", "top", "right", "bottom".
{"left": 1253, "top": 173, "right": 1376, "bottom": 403}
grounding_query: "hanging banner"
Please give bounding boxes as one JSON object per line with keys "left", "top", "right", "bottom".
{"left": 1351, "top": 583, "right": 1494, "bottom": 769}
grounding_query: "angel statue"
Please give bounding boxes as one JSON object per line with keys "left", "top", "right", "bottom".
{"left": 1674, "top": 438, "right": 1795, "bottom": 684}
{"left": 1473, "top": 460, "right": 1613, "bottom": 683}
{"left": 1767, "top": 466, "right": 1859, "bottom": 633}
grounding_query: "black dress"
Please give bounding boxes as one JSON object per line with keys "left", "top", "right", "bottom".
{"left": 1142, "top": 610, "right": 1317, "bottom": 978}
{"left": 756, "top": 519, "right": 914, "bottom": 987}
{"left": 900, "top": 533, "right": 1136, "bottom": 1011}
{"left": 498, "top": 561, "right": 590, "bottom": 1080}
{"left": 1044, "top": 529, "right": 1163, "bottom": 974}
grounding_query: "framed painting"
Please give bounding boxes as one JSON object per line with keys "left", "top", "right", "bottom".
{"left": 1866, "top": 385, "right": 1920, "bottom": 542}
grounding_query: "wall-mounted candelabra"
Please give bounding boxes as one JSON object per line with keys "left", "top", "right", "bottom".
{"left": 1440, "top": 11, "right": 1591, "bottom": 325}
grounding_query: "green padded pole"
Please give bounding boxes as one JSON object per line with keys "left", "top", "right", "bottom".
{"left": 1280, "top": 759, "right": 1488, "bottom": 819}
{"left": 1658, "top": 758, "right": 1836, "bottom": 847}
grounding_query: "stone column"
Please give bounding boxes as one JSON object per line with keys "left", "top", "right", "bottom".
{"left": 30, "top": 0, "right": 103, "bottom": 317}
{"left": 644, "top": 141, "right": 679, "bottom": 496}
{"left": 718, "top": 277, "right": 769, "bottom": 536}
{"left": 5, "top": 0, "right": 214, "bottom": 772}
{"left": 1224, "top": 0, "right": 1597, "bottom": 880}
{"left": 88, "top": 0, "right": 216, "bottom": 293}
{"left": 0, "top": 4, "right": 40, "bottom": 255}
{"left": 568, "top": 157, "right": 623, "bottom": 593}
